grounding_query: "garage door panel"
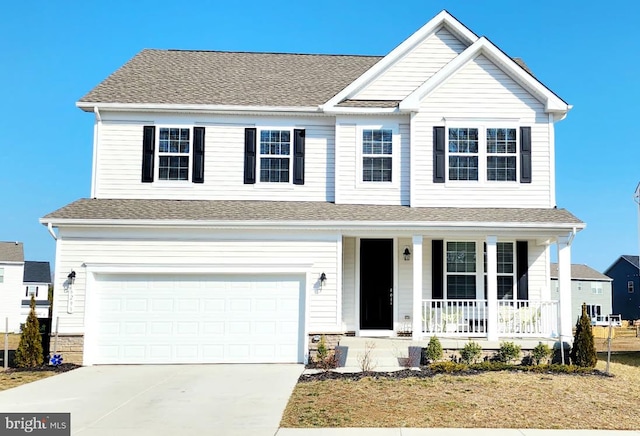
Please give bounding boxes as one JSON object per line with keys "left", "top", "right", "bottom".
{"left": 92, "top": 275, "right": 303, "bottom": 364}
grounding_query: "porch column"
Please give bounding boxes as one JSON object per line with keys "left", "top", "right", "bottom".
{"left": 486, "top": 236, "right": 498, "bottom": 341}
{"left": 556, "top": 235, "right": 573, "bottom": 341}
{"left": 412, "top": 235, "right": 423, "bottom": 339}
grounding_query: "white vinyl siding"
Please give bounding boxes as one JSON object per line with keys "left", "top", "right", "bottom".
{"left": 354, "top": 27, "right": 468, "bottom": 100}
{"left": 413, "top": 54, "right": 552, "bottom": 208}
{"left": 0, "top": 263, "right": 26, "bottom": 332}
{"left": 93, "top": 113, "right": 334, "bottom": 202}
{"left": 335, "top": 119, "right": 410, "bottom": 205}
{"left": 51, "top": 228, "right": 340, "bottom": 335}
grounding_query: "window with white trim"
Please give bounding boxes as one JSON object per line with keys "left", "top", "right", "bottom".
{"left": 447, "top": 125, "right": 518, "bottom": 182}
{"left": 25, "top": 286, "right": 38, "bottom": 297}
{"left": 586, "top": 304, "right": 601, "bottom": 318}
{"left": 591, "top": 283, "right": 603, "bottom": 294}
{"left": 259, "top": 129, "right": 291, "bottom": 183}
{"left": 158, "top": 127, "right": 190, "bottom": 181}
{"left": 628, "top": 281, "right": 634, "bottom": 293}
{"left": 362, "top": 129, "right": 393, "bottom": 182}
{"left": 446, "top": 242, "right": 476, "bottom": 299}
{"left": 483, "top": 242, "right": 515, "bottom": 299}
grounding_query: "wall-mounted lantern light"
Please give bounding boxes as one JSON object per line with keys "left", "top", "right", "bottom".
{"left": 67, "top": 270, "right": 76, "bottom": 284}
{"left": 319, "top": 272, "right": 327, "bottom": 289}
{"left": 403, "top": 247, "right": 411, "bottom": 261}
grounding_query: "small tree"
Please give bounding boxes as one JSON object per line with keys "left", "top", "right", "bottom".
{"left": 14, "top": 296, "right": 44, "bottom": 368}
{"left": 570, "top": 303, "right": 597, "bottom": 368}
{"left": 424, "top": 336, "right": 443, "bottom": 363}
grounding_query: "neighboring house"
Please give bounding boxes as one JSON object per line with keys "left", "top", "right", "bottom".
{"left": 605, "top": 255, "right": 640, "bottom": 321}
{"left": 41, "top": 11, "right": 584, "bottom": 365}
{"left": 0, "top": 242, "right": 52, "bottom": 332}
{"left": 550, "top": 263, "right": 613, "bottom": 324}
{"left": 22, "top": 261, "right": 52, "bottom": 319}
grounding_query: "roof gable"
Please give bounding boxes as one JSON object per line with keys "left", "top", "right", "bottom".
{"left": 0, "top": 241, "right": 24, "bottom": 262}
{"left": 605, "top": 255, "right": 640, "bottom": 274}
{"left": 399, "top": 37, "right": 569, "bottom": 114}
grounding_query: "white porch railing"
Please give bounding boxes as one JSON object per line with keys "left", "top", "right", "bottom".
{"left": 422, "top": 299, "right": 488, "bottom": 337}
{"left": 497, "top": 300, "right": 558, "bottom": 337}
{"left": 422, "top": 299, "right": 559, "bottom": 338}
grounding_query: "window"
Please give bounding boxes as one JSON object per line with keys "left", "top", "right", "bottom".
{"left": 586, "top": 304, "right": 601, "bottom": 318}
{"left": 362, "top": 129, "right": 393, "bottom": 182}
{"left": 448, "top": 128, "right": 478, "bottom": 181}
{"left": 446, "top": 126, "right": 519, "bottom": 182}
{"left": 158, "top": 127, "right": 190, "bottom": 181}
{"left": 628, "top": 281, "right": 634, "bottom": 293}
{"left": 486, "top": 128, "right": 517, "bottom": 181}
{"left": 577, "top": 282, "right": 582, "bottom": 291}
{"left": 259, "top": 130, "right": 291, "bottom": 183}
{"left": 483, "top": 242, "right": 515, "bottom": 299}
{"left": 446, "top": 242, "right": 476, "bottom": 299}
{"left": 591, "top": 283, "right": 603, "bottom": 295}
{"left": 25, "top": 286, "right": 38, "bottom": 297}
{"left": 0, "top": 267, "right": 3, "bottom": 283}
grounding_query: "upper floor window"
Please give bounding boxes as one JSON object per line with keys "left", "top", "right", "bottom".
{"left": 628, "top": 281, "right": 634, "bottom": 293}
{"left": 362, "top": 129, "right": 393, "bottom": 182}
{"left": 591, "top": 283, "right": 603, "bottom": 295}
{"left": 158, "top": 128, "right": 190, "bottom": 181}
{"left": 25, "top": 286, "right": 38, "bottom": 297}
{"left": 434, "top": 125, "right": 529, "bottom": 184}
{"left": 259, "top": 130, "right": 291, "bottom": 183}
{"left": 141, "top": 126, "right": 205, "bottom": 184}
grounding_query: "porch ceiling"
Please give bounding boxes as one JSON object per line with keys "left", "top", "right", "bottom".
{"left": 43, "top": 199, "right": 583, "bottom": 232}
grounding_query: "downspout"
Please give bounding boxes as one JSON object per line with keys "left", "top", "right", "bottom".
{"left": 567, "top": 226, "right": 576, "bottom": 246}
{"left": 91, "top": 107, "right": 101, "bottom": 198}
{"left": 47, "top": 223, "right": 57, "bottom": 241}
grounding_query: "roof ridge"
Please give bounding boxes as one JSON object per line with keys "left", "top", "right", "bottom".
{"left": 157, "top": 48, "right": 383, "bottom": 58}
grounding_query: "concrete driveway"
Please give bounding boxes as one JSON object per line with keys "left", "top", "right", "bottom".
{"left": 0, "top": 364, "right": 303, "bottom": 436}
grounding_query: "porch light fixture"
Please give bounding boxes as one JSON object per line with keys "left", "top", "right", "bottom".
{"left": 403, "top": 247, "right": 411, "bottom": 261}
{"left": 319, "top": 272, "right": 327, "bottom": 288}
{"left": 67, "top": 270, "right": 76, "bottom": 285}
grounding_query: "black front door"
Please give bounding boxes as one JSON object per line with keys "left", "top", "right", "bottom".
{"left": 360, "top": 239, "right": 393, "bottom": 330}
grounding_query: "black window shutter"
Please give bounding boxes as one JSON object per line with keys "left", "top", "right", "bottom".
{"left": 192, "top": 127, "right": 205, "bottom": 183}
{"left": 520, "top": 126, "right": 532, "bottom": 183}
{"left": 516, "top": 241, "right": 529, "bottom": 300}
{"left": 141, "top": 126, "right": 156, "bottom": 183}
{"left": 432, "top": 240, "right": 444, "bottom": 299}
{"left": 293, "top": 129, "right": 305, "bottom": 185}
{"left": 244, "top": 128, "right": 257, "bottom": 184}
{"left": 433, "top": 126, "right": 445, "bottom": 183}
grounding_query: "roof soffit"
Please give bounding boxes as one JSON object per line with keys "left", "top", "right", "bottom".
{"left": 399, "top": 37, "right": 569, "bottom": 114}
{"left": 322, "top": 10, "right": 478, "bottom": 111}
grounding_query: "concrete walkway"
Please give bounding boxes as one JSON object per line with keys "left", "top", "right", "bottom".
{"left": 276, "top": 429, "right": 640, "bottom": 435}
{"left": 0, "top": 364, "right": 303, "bottom": 436}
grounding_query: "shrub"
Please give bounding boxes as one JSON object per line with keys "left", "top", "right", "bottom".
{"left": 14, "top": 296, "right": 44, "bottom": 368}
{"left": 423, "top": 336, "right": 443, "bottom": 363}
{"left": 496, "top": 341, "right": 522, "bottom": 363}
{"left": 429, "top": 361, "right": 467, "bottom": 373}
{"left": 469, "top": 361, "right": 511, "bottom": 371}
{"left": 531, "top": 342, "right": 552, "bottom": 365}
{"left": 570, "top": 303, "right": 597, "bottom": 368}
{"left": 313, "top": 335, "right": 339, "bottom": 370}
{"left": 460, "top": 341, "right": 482, "bottom": 364}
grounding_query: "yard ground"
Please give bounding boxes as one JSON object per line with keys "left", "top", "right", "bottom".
{"left": 281, "top": 334, "right": 640, "bottom": 430}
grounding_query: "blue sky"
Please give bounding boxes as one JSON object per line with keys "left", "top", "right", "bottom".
{"left": 1, "top": 1, "right": 638, "bottom": 273}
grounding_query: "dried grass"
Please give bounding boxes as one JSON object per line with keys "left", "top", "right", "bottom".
{"left": 281, "top": 352, "right": 640, "bottom": 429}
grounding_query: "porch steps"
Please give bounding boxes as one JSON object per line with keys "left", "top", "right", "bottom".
{"left": 337, "top": 336, "right": 560, "bottom": 370}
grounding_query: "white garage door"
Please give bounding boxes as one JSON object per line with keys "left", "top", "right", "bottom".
{"left": 91, "top": 274, "right": 303, "bottom": 364}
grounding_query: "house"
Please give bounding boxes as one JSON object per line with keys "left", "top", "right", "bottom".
{"left": 604, "top": 255, "right": 640, "bottom": 321}
{"left": 41, "top": 11, "right": 584, "bottom": 365}
{"left": 0, "top": 242, "right": 52, "bottom": 332}
{"left": 550, "top": 263, "right": 613, "bottom": 324}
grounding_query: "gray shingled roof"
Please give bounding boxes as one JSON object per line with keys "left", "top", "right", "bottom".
{"left": 621, "top": 255, "right": 640, "bottom": 268}
{"left": 43, "top": 199, "right": 583, "bottom": 226}
{"left": 0, "top": 241, "right": 24, "bottom": 262}
{"left": 550, "top": 263, "right": 611, "bottom": 281}
{"left": 336, "top": 100, "right": 400, "bottom": 108}
{"left": 23, "top": 261, "right": 51, "bottom": 283}
{"left": 78, "top": 50, "right": 382, "bottom": 108}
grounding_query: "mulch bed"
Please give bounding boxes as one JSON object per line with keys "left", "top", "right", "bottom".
{"left": 4, "top": 364, "right": 80, "bottom": 374}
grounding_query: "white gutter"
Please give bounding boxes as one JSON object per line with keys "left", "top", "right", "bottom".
{"left": 567, "top": 226, "right": 577, "bottom": 246}
{"left": 47, "top": 222, "right": 57, "bottom": 241}
{"left": 76, "top": 102, "right": 322, "bottom": 114}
